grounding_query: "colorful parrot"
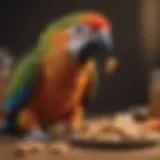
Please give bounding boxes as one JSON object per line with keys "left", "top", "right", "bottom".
{"left": 0, "top": 12, "right": 117, "bottom": 141}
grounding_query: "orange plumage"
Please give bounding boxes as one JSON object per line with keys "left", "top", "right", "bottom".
{"left": 8, "top": 12, "right": 115, "bottom": 135}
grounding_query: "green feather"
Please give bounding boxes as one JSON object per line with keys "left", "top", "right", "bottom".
{"left": 9, "top": 53, "right": 38, "bottom": 95}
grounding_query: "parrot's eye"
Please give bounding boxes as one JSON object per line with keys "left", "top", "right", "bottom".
{"left": 74, "top": 24, "right": 89, "bottom": 34}
{"left": 69, "top": 24, "right": 91, "bottom": 37}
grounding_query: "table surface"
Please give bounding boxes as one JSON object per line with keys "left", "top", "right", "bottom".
{"left": 0, "top": 115, "right": 160, "bottom": 160}
{"left": 0, "top": 137, "right": 160, "bottom": 160}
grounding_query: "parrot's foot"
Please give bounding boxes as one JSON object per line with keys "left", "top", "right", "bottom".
{"left": 15, "top": 129, "right": 54, "bottom": 154}
{"left": 15, "top": 140, "right": 46, "bottom": 155}
{"left": 66, "top": 127, "right": 80, "bottom": 138}
{"left": 24, "top": 129, "right": 54, "bottom": 142}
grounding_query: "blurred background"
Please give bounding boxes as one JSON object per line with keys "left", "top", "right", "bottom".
{"left": 0, "top": 0, "right": 159, "bottom": 115}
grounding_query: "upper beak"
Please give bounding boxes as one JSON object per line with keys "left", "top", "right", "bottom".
{"left": 92, "top": 29, "right": 114, "bottom": 52}
{"left": 78, "top": 29, "right": 118, "bottom": 74}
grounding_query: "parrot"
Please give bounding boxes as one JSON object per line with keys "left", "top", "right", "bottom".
{"left": 0, "top": 11, "right": 118, "bottom": 141}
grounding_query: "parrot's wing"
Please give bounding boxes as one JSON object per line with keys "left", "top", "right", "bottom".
{"left": 0, "top": 53, "right": 40, "bottom": 133}
{"left": 6, "top": 54, "right": 39, "bottom": 115}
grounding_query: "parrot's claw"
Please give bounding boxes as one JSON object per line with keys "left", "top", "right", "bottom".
{"left": 66, "top": 128, "right": 80, "bottom": 138}
{"left": 24, "top": 129, "right": 54, "bottom": 142}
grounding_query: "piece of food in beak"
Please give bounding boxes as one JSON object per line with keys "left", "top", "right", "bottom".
{"left": 105, "top": 57, "right": 118, "bottom": 74}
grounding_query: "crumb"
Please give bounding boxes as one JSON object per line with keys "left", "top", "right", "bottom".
{"left": 97, "top": 132, "right": 122, "bottom": 141}
{"left": 14, "top": 140, "right": 46, "bottom": 156}
{"left": 30, "top": 142, "right": 45, "bottom": 153}
{"left": 48, "top": 141, "right": 70, "bottom": 155}
{"left": 14, "top": 143, "right": 31, "bottom": 157}
{"left": 87, "top": 132, "right": 100, "bottom": 140}
{"left": 78, "top": 123, "right": 91, "bottom": 133}
{"left": 99, "top": 124, "right": 114, "bottom": 133}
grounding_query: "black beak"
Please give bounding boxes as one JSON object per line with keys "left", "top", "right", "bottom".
{"left": 78, "top": 30, "right": 114, "bottom": 63}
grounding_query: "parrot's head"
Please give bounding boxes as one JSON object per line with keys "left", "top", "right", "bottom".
{"left": 40, "top": 12, "right": 118, "bottom": 73}
{"left": 66, "top": 12, "right": 118, "bottom": 74}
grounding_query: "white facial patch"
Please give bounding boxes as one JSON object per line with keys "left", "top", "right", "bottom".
{"left": 67, "top": 38, "right": 89, "bottom": 58}
{"left": 66, "top": 24, "right": 92, "bottom": 58}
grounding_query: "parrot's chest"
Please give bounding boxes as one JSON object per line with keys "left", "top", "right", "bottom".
{"left": 32, "top": 59, "right": 81, "bottom": 123}
{"left": 44, "top": 67, "right": 79, "bottom": 102}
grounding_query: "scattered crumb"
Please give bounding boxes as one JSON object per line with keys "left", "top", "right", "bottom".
{"left": 99, "top": 124, "right": 114, "bottom": 133}
{"left": 14, "top": 142, "right": 31, "bottom": 157}
{"left": 75, "top": 113, "right": 160, "bottom": 142}
{"left": 95, "top": 132, "right": 122, "bottom": 141}
{"left": 30, "top": 142, "right": 45, "bottom": 153}
{"left": 14, "top": 141, "right": 46, "bottom": 156}
{"left": 78, "top": 123, "right": 91, "bottom": 134}
{"left": 14, "top": 148, "right": 26, "bottom": 157}
{"left": 47, "top": 141, "right": 70, "bottom": 155}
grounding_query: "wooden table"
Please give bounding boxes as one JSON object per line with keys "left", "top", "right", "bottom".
{"left": 0, "top": 139, "right": 160, "bottom": 160}
{"left": 0, "top": 115, "right": 160, "bottom": 160}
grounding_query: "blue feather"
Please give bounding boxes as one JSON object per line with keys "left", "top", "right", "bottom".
{"left": 0, "top": 76, "right": 36, "bottom": 133}
{"left": 6, "top": 82, "right": 34, "bottom": 113}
